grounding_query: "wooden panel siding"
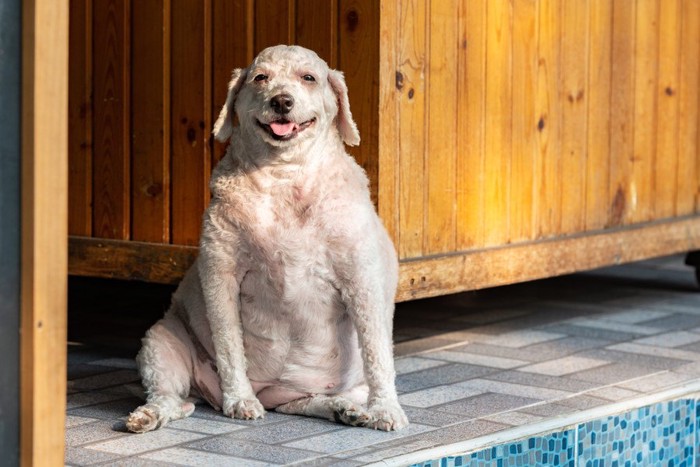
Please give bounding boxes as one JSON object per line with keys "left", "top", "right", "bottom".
{"left": 69, "top": 1, "right": 700, "bottom": 301}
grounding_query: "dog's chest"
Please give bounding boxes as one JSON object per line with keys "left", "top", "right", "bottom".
{"left": 239, "top": 183, "right": 336, "bottom": 291}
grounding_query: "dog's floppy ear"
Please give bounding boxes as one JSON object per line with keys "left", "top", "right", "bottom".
{"left": 213, "top": 67, "right": 248, "bottom": 143}
{"left": 328, "top": 69, "right": 360, "bottom": 147}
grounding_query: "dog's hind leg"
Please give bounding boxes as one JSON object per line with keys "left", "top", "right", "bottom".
{"left": 126, "top": 315, "right": 196, "bottom": 433}
{"left": 275, "top": 386, "right": 372, "bottom": 427}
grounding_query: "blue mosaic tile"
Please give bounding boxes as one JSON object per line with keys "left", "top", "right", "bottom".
{"left": 696, "top": 401, "right": 700, "bottom": 467}
{"left": 413, "top": 398, "right": 698, "bottom": 467}
{"left": 412, "top": 430, "right": 575, "bottom": 467}
{"left": 577, "top": 400, "right": 696, "bottom": 467}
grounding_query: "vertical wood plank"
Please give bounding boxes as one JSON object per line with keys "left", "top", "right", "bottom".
{"left": 21, "top": 0, "right": 68, "bottom": 464}
{"left": 677, "top": 0, "right": 700, "bottom": 216}
{"left": 212, "top": 0, "right": 254, "bottom": 164}
{"left": 171, "top": 0, "right": 211, "bottom": 245}
{"left": 425, "top": 0, "right": 457, "bottom": 254}
{"left": 456, "top": 0, "right": 486, "bottom": 250}
{"left": 254, "top": 0, "right": 295, "bottom": 53}
{"left": 131, "top": 0, "right": 170, "bottom": 243}
{"left": 377, "top": 0, "right": 399, "bottom": 246}
{"left": 655, "top": 0, "right": 681, "bottom": 219}
{"left": 608, "top": 1, "right": 635, "bottom": 227}
{"left": 295, "top": 0, "right": 338, "bottom": 67}
{"left": 396, "top": 0, "right": 426, "bottom": 259}
{"left": 68, "top": 0, "right": 92, "bottom": 237}
{"left": 535, "top": 0, "right": 561, "bottom": 237}
{"left": 483, "top": 0, "right": 512, "bottom": 246}
{"left": 585, "top": 0, "right": 612, "bottom": 231}
{"left": 510, "top": 0, "right": 537, "bottom": 243}
{"left": 559, "top": 0, "right": 588, "bottom": 234}
{"left": 92, "top": 0, "right": 130, "bottom": 239}
{"left": 339, "top": 0, "right": 380, "bottom": 205}
{"left": 631, "top": 0, "right": 658, "bottom": 224}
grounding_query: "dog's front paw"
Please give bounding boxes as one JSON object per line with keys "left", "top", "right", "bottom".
{"left": 223, "top": 396, "right": 266, "bottom": 420}
{"left": 366, "top": 399, "right": 409, "bottom": 431}
{"left": 126, "top": 405, "right": 160, "bottom": 433}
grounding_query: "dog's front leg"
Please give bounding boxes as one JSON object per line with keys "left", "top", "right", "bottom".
{"left": 339, "top": 268, "right": 408, "bottom": 431}
{"left": 199, "top": 223, "right": 265, "bottom": 420}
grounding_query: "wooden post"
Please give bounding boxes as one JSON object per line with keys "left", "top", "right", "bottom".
{"left": 21, "top": 0, "right": 69, "bottom": 465}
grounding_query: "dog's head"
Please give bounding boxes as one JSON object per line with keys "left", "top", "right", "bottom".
{"left": 213, "top": 45, "right": 360, "bottom": 148}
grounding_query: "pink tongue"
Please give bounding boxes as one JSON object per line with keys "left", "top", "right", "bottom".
{"left": 269, "top": 121, "right": 296, "bottom": 136}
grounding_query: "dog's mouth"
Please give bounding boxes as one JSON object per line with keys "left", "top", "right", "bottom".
{"left": 257, "top": 118, "right": 316, "bottom": 141}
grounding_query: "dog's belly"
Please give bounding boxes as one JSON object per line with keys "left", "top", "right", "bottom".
{"left": 238, "top": 268, "right": 365, "bottom": 400}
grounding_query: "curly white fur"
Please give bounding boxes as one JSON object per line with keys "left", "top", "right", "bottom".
{"left": 126, "top": 45, "right": 407, "bottom": 433}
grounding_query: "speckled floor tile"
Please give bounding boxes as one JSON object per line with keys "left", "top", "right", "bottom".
{"left": 585, "top": 386, "right": 641, "bottom": 402}
{"left": 399, "top": 383, "right": 485, "bottom": 408}
{"left": 226, "top": 417, "right": 344, "bottom": 444}
{"left": 86, "top": 428, "right": 207, "bottom": 456}
{"left": 66, "top": 419, "right": 130, "bottom": 447}
{"left": 485, "top": 370, "right": 601, "bottom": 393}
{"left": 283, "top": 423, "right": 432, "bottom": 454}
{"left": 186, "top": 437, "right": 324, "bottom": 464}
{"left": 470, "top": 329, "right": 567, "bottom": 348}
{"left": 564, "top": 317, "right": 660, "bottom": 336}
{"left": 396, "top": 363, "right": 498, "bottom": 393}
{"left": 481, "top": 410, "right": 545, "bottom": 426}
{"left": 519, "top": 355, "right": 609, "bottom": 376}
{"left": 423, "top": 350, "right": 528, "bottom": 369}
{"left": 394, "top": 356, "right": 449, "bottom": 374}
{"left": 456, "top": 378, "right": 573, "bottom": 401}
{"left": 437, "top": 392, "right": 541, "bottom": 418}
{"left": 139, "top": 447, "right": 270, "bottom": 466}
{"left": 633, "top": 331, "right": 700, "bottom": 348}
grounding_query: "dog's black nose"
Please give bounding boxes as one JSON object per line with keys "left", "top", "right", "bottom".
{"left": 270, "top": 94, "right": 294, "bottom": 114}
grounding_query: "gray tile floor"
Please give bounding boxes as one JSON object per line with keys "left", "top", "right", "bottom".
{"left": 66, "top": 254, "right": 700, "bottom": 465}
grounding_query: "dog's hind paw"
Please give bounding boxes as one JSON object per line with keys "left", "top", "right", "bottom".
{"left": 126, "top": 406, "right": 160, "bottom": 433}
{"left": 333, "top": 405, "right": 371, "bottom": 427}
{"left": 365, "top": 399, "right": 409, "bottom": 431}
{"left": 223, "top": 396, "right": 266, "bottom": 420}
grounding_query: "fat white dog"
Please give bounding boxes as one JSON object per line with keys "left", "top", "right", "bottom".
{"left": 126, "top": 45, "right": 408, "bottom": 433}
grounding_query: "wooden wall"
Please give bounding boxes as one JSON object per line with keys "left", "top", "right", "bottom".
{"left": 379, "top": 0, "right": 700, "bottom": 261}
{"left": 68, "top": 0, "right": 378, "bottom": 246}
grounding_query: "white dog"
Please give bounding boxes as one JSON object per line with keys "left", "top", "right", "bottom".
{"left": 126, "top": 45, "right": 408, "bottom": 433}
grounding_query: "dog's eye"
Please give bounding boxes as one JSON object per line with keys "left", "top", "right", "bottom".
{"left": 254, "top": 74, "right": 268, "bottom": 82}
{"left": 302, "top": 74, "right": 316, "bottom": 82}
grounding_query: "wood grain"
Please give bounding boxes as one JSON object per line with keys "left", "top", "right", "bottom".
{"left": 296, "top": 0, "right": 338, "bottom": 67}
{"left": 254, "top": 0, "right": 294, "bottom": 53}
{"left": 171, "top": 0, "right": 211, "bottom": 245}
{"left": 21, "top": 0, "right": 69, "bottom": 464}
{"left": 608, "top": 1, "right": 635, "bottom": 227}
{"left": 677, "top": 0, "right": 700, "bottom": 216}
{"left": 92, "top": 0, "right": 130, "bottom": 239}
{"left": 425, "top": 0, "right": 457, "bottom": 254}
{"left": 631, "top": 0, "right": 657, "bottom": 224}
{"left": 377, "top": 0, "right": 399, "bottom": 246}
{"left": 456, "top": 0, "right": 486, "bottom": 250}
{"left": 510, "top": 0, "right": 537, "bottom": 243}
{"left": 396, "top": 0, "right": 426, "bottom": 259}
{"left": 559, "top": 0, "right": 588, "bottom": 234}
{"left": 68, "top": 0, "right": 93, "bottom": 237}
{"left": 585, "top": 0, "right": 612, "bottom": 231}
{"left": 397, "top": 216, "right": 700, "bottom": 302}
{"left": 212, "top": 0, "right": 254, "bottom": 164}
{"left": 339, "top": 0, "right": 380, "bottom": 205}
{"left": 69, "top": 236, "right": 198, "bottom": 284}
{"left": 483, "top": 0, "right": 512, "bottom": 246}
{"left": 655, "top": 0, "right": 681, "bottom": 219}
{"left": 131, "top": 0, "right": 170, "bottom": 243}
{"left": 535, "top": 0, "right": 561, "bottom": 237}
